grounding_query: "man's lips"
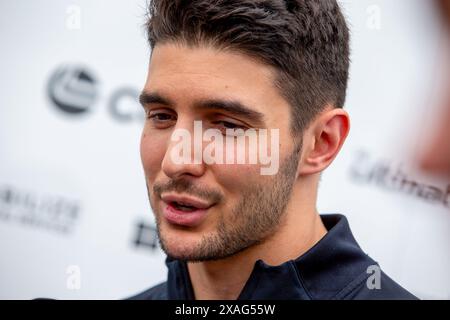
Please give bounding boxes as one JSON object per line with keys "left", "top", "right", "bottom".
{"left": 160, "top": 193, "right": 213, "bottom": 210}
{"left": 160, "top": 193, "right": 215, "bottom": 227}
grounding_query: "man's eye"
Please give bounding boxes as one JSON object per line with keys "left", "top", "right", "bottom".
{"left": 218, "top": 121, "right": 241, "bottom": 129}
{"left": 213, "top": 121, "right": 248, "bottom": 135}
{"left": 148, "top": 113, "right": 175, "bottom": 121}
{"left": 146, "top": 111, "right": 177, "bottom": 128}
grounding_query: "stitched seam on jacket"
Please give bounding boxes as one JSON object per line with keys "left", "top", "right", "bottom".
{"left": 332, "top": 270, "right": 371, "bottom": 300}
{"left": 291, "top": 262, "right": 314, "bottom": 300}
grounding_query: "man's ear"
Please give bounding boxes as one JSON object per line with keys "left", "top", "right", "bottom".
{"left": 299, "top": 107, "right": 350, "bottom": 175}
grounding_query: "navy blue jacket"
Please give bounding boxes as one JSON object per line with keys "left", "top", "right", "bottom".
{"left": 129, "top": 214, "right": 417, "bottom": 300}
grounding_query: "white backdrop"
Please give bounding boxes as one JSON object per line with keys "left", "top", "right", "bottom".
{"left": 0, "top": 0, "right": 449, "bottom": 299}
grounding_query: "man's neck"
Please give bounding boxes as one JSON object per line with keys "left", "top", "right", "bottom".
{"left": 187, "top": 179, "right": 327, "bottom": 300}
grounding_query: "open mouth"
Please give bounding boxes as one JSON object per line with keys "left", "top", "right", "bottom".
{"left": 161, "top": 194, "right": 213, "bottom": 227}
{"left": 161, "top": 193, "right": 212, "bottom": 211}
{"left": 169, "top": 201, "right": 199, "bottom": 212}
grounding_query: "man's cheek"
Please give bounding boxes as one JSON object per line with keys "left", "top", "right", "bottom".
{"left": 212, "top": 163, "right": 261, "bottom": 189}
{"left": 142, "top": 157, "right": 163, "bottom": 182}
{"left": 140, "top": 136, "right": 166, "bottom": 175}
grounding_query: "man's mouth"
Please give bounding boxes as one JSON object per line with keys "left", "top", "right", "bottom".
{"left": 160, "top": 193, "right": 215, "bottom": 227}
{"left": 161, "top": 194, "right": 213, "bottom": 210}
{"left": 170, "top": 201, "right": 198, "bottom": 212}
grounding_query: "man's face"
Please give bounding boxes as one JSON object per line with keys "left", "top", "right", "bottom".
{"left": 140, "top": 43, "right": 301, "bottom": 261}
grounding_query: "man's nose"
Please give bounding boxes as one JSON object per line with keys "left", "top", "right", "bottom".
{"left": 161, "top": 123, "right": 206, "bottom": 180}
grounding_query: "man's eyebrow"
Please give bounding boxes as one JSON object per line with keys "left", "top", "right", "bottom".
{"left": 139, "top": 92, "right": 266, "bottom": 126}
{"left": 139, "top": 91, "right": 172, "bottom": 107}
{"left": 194, "top": 99, "right": 266, "bottom": 126}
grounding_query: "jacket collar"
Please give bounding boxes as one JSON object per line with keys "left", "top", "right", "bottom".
{"left": 165, "top": 214, "right": 376, "bottom": 300}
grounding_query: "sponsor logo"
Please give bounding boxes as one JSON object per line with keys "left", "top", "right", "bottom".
{"left": 0, "top": 184, "right": 81, "bottom": 235}
{"left": 133, "top": 220, "right": 159, "bottom": 252}
{"left": 350, "top": 150, "right": 450, "bottom": 209}
{"left": 47, "top": 64, "right": 98, "bottom": 115}
{"left": 47, "top": 63, "right": 144, "bottom": 123}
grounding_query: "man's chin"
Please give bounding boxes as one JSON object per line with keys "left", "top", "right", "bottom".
{"left": 156, "top": 219, "right": 254, "bottom": 262}
{"left": 159, "top": 234, "right": 251, "bottom": 263}
{"left": 158, "top": 229, "right": 208, "bottom": 261}
{"left": 161, "top": 245, "right": 212, "bottom": 262}
{"left": 159, "top": 232, "right": 232, "bottom": 262}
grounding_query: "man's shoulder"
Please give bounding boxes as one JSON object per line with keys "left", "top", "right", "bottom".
{"left": 337, "top": 270, "right": 418, "bottom": 300}
{"left": 126, "top": 281, "right": 168, "bottom": 300}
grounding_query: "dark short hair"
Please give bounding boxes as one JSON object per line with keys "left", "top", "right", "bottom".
{"left": 146, "top": 0, "right": 350, "bottom": 133}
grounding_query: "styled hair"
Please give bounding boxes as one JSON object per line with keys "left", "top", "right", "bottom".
{"left": 146, "top": 0, "right": 350, "bottom": 133}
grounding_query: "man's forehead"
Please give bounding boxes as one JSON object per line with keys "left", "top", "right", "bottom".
{"left": 147, "top": 43, "right": 275, "bottom": 84}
